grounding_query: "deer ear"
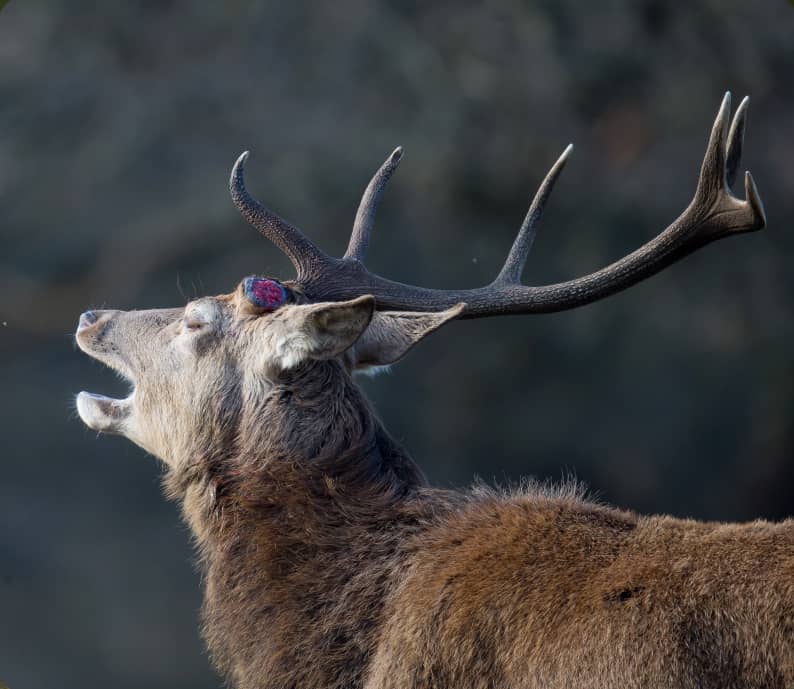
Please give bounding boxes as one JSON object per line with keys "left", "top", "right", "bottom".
{"left": 351, "top": 303, "right": 465, "bottom": 370}
{"left": 273, "top": 296, "right": 376, "bottom": 369}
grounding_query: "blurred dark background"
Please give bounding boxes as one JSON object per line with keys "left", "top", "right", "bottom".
{"left": 1, "top": 1, "right": 793, "bottom": 687}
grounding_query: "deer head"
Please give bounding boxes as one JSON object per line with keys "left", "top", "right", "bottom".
{"left": 75, "top": 92, "right": 764, "bottom": 471}
{"left": 75, "top": 281, "right": 462, "bottom": 467}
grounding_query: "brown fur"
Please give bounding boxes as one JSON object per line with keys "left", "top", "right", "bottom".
{"left": 75, "top": 284, "right": 794, "bottom": 689}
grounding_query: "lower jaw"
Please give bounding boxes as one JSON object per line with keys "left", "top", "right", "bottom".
{"left": 76, "top": 390, "right": 133, "bottom": 432}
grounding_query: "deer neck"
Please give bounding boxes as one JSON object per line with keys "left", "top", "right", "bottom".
{"left": 169, "top": 358, "right": 425, "bottom": 544}
{"left": 168, "top": 359, "right": 428, "bottom": 687}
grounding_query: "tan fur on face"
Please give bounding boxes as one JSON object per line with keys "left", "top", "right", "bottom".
{"left": 74, "top": 285, "right": 376, "bottom": 469}
{"left": 75, "top": 281, "right": 794, "bottom": 689}
{"left": 76, "top": 297, "right": 242, "bottom": 466}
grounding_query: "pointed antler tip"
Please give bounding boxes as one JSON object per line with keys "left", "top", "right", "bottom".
{"left": 231, "top": 152, "right": 252, "bottom": 193}
{"left": 712, "top": 92, "right": 732, "bottom": 129}
{"left": 550, "top": 143, "right": 574, "bottom": 173}
{"left": 744, "top": 171, "right": 766, "bottom": 229}
{"left": 390, "top": 146, "right": 404, "bottom": 163}
{"left": 732, "top": 97, "right": 750, "bottom": 122}
{"left": 717, "top": 92, "right": 732, "bottom": 121}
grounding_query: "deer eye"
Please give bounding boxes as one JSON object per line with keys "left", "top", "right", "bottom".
{"left": 183, "top": 306, "right": 212, "bottom": 331}
{"left": 184, "top": 315, "right": 206, "bottom": 331}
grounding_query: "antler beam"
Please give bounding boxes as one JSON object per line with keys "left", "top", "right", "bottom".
{"left": 230, "top": 92, "right": 766, "bottom": 318}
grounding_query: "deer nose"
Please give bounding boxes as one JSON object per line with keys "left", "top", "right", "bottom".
{"left": 78, "top": 310, "right": 98, "bottom": 330}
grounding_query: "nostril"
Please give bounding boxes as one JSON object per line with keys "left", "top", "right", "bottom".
{"left": 79, "top": 310, "right": 98, "bottom": 329}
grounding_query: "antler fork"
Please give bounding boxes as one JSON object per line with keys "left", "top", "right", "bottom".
{"left": 230, "top": 92, "right": 765, "bottom": 318}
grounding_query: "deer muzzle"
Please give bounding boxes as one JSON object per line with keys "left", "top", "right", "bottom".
{"left": 75, "top": 309, "right": 135, "bottom": 434}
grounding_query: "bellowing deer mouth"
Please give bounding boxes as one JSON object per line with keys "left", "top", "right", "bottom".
{"left": 75, "top": 309, "right": 134, "bottom": 434}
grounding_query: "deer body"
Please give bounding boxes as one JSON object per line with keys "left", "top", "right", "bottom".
{"left": 371, "top": 500, "right": 794, "bottom": 689}
{"left": 163, "top": 353, "right": 794, "bottom": 689}
{"left": 74, "top": 94, "right": 790, "bottom": 688}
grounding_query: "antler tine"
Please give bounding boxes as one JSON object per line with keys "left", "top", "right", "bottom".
{"left": 743, "top": 171, "right": 765, "bottom": 229}
{"left": 345, "top": 147, "right": 404, "bottom": 262}
{"left": 494, "top": 144, "right": 574, "bottom": 286}
{"left": 725, "top": 95, "right": 749, "bottom": 191}
{"left": 695, "top": 91, "right": 732, "bottom": 204}
{"left": 230, "top": 151, "right": 326, "bottom": 277}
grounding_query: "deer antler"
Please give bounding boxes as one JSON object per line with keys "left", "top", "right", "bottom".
{"left": 231, "top": 92, "right": 765, "bottom": 318}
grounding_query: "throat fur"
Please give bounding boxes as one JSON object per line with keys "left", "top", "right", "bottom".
{"left": 174, "top": 360, "right": 426, "bottom": 689}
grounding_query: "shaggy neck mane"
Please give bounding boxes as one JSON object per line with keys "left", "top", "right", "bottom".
{"left": 167, "top": 360, "right": 450, "bottom": 688}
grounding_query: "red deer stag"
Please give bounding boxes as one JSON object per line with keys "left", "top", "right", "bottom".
{"left": 75, "top": 93, "right": 788, "bottom": 689}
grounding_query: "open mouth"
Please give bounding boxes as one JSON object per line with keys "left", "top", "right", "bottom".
{"left": 75, "top": 309, "right": 134, "bottom": 434}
